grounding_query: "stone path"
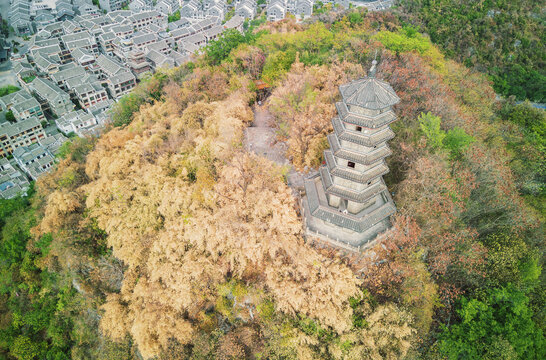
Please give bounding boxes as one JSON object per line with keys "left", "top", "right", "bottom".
{"left": 244, "top": 106, "right": 304, "bottom": 190}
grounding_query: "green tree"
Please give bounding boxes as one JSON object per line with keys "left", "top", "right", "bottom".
{"left": 168, "top": 10, "right": 180, "bottom": 23}
{"left": 418, "top": 112, "right": 445, "bottom": 150}
{"left": 439, "top": 285, "right": 546, "bottom": 359}
{"left": 443, "top": 127, "right": 474, "bottom": 160}
{"left": 0, "top": 85, "right": 20, "bottom": 97}
{"left": 5, "top": 110, "right": 16, "bottom": 123}
{"left": 204, "top": 29, "right": 256, "bottom": 65}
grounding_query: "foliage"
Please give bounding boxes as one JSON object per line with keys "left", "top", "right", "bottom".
{"left": 204, "top": 28, "right": 259, "bottom": 66}
{"left": 110, "top": 70, "right": 170, "bottom": 127}
{"left": 439, "top": 285, "right": 545, "bottom": 359}
{"left": 395, "top": 0, "right": 546, "bottom": 101}
{"left": 1, "top": 19, "right": 9, "bottom": 37}
{"left": 167, "top": 10, "right": 180, "bottom": 23}
{"left": 419, "top": 112, "right": 474, "bottom": 159}
{"left": 22, "top": 75, "right": 36, "bottom": 83}
{"left": 497, "top": 100, "right": 545, "bottom": 216}
{"left": 0, "top": 85, "right": 20, "bottom": 97}
{"left": 0, "top": 8, "right": 544, "bottom": 360}
{"left": 5, "top": 110, "right": 15, "bottom": 123}
{"left": 418, "top": 112, "right": 445, "bottom": 149}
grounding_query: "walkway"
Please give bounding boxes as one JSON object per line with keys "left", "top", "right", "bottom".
{"left": 244, "top": 105, "right": 304, "bottom": 189}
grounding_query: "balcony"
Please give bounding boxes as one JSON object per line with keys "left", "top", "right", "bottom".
{"left": 335, "top": 102, "right": 397, "bottom": 129}
{"left": 320, "top": 167, "right": 388, "bottom": 203}
{"left": 332, "top": 116, "right": 395, "bottom": 147}
{"left": 324, "top": 150, "right": 389, "bottom": 183}
{"left": 328, "top": 134, "right": 392, "bottom": 165}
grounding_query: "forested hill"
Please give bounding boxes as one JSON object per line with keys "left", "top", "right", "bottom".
{"left": 395, "top": 0, "right": 546, "bottom": 102}
{"left": 1, "top": 9, "right": 545, "bottom": 360}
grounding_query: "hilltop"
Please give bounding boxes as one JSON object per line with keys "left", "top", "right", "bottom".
{"left": 0, "top": 9, "right": 544, "bottom": 360}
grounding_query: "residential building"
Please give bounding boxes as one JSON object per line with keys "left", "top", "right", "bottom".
{"left": 70, "top": 47, "right": 98, "bottom": 72}
{"left": 146, "top": 49, "right": 174, "bottom": 70}
{"left": 105, "top": 71, "right": 137, "bottom": 99}
{"left": 98, "top": 0, "right": 129, "bottom": 12}
{"left": 9, "top": 0, "right": 34, "bottom": 36}
{"left": 0, "top": 90, "right": 44, "bottom": 122}
{"left": 267, "top": 1, "right": 286, "bottom": 22}
{"left": 50, "top": 64, "right": 87, "bottom": 90}
{"left": 29, "top": 77, "right": 74, "bottom": 117}
{"left": 55, "top": 110, "right": 99, "bottom": 136}
{"left": 235, "top": 1, "right": 256, "bottom": 19}
{"left": 72, "top": 77, "right": 109, "bottom": 109}
{"left": 0, "top": 117, "right": 46, "bottom": 157}
{"left": 0, "top": 157, "right": 30, "bottom": 199}
{"left": 128, "top": 10, "right": 168, "bottom": 31}
{"left": 127, "top": 50, "right": 152, "bottom": 78}
{"left": 13, "top": 143, "right": 55, "bottom": 180}
{"left": 13, "top": 62, "right": 37, "bottom": 85}
{"left": 224, "top": 15, "right": 244, "bottom": 32}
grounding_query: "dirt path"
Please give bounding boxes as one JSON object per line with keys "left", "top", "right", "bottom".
{"left": 244, "top": 106, "right": 304, "bottom": 189}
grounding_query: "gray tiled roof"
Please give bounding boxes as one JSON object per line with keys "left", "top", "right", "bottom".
{"left": 96, "top": 54, "right": 124, "bottom": 75}
{"left": 339, "top": 77, "right": 400, "bottom": 110}
{"left": 108, "top": 71, "right": 136, "bottom": 85}
{"left": 30, "top": 77, "right": 70, "bottom": 103}
{"left": 0, "top": 116, "right": 41, "bottom": 137}
{"left": 50, "top": 65, "right": 87, "bottom": 83}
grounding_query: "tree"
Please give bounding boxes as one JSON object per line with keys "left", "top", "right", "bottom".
{"left": 0, "top": 85, "right": 20, "bottom": 97}
{"left": 439, "top": 285, "right": 545, "bottom": 359}
{"left": 5, "top": 110, "right": 16, "bottom": 123}
{"left": 167, "top": 10, "right": 180, "bottom": 23}
{"left": 418, "top": 112, "right": 445, "bottom": 150}
{"left": 443, "top": 127, "right": 475, "bottom": 160}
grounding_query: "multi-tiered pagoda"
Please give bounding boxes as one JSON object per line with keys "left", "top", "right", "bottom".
{"left": 303, "top": 61, "right": 399, "bottom": 250}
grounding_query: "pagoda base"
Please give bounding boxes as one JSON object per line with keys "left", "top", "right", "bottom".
{"left": 302, "top": 173, "right": 395, "bottom": 250}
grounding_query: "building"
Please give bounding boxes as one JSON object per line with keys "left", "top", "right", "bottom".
{"left": 0, "top": 90, "right": 44, "bottom": 122}
{"left": 235, "top": 1, "right": 256, "bottom": 20}
{"left": 13, "top": 61, "right": 36, "bottom": 84}
{"left": 302, "top": 61, "right": 399, "bottom": 250}
{"left": 0, "top": 157, "right": 30, "bottom": 199}
{"left": 224, "top": 14, "right": 244, "bottom": 32}
{"left": 146, "top": 49, "right": 174, "bottom": 70}
{"left": 128, "top": 10, "right": 168, "bottom": 31}
{"left": 29, "top": 77, "right": 74, "bottom": 117}
{"left": 294, "top": 0, "right": 314, "bottom": 18}
{"left": 13, "top": 142, "right": 55, "bottom": 180}
{"left": 267, "top": 1, "right": 286, "bottom": 22}
{"left": 127, "top": 50, "right": 152, "bottom": 78}
{"left": 49, "top": 65, "right": 87, "bottom": 90}
{"left": 0, "top": 117, "right": 46, "bottom": 157}
{"left": 98, "top": 0, "right": 128, "bottom": 12}
{"left": 9, "top": 0, "right": 34, "bottom": 36}
{"left": 71, "top": 77, "right": 109, "bottom": 109}
{"left": 55, "top": 110, "right": 99, "bottom": 136}
{"left": 106, "top": 71, "right": 137, "bottom": 99}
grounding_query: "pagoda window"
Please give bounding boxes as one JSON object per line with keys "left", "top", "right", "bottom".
{"left": 347, "top": 161, "right": 355, "bottom": 168}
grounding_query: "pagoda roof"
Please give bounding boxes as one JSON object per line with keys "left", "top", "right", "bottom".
{"left": 339, "top": 77, "right": 400, "bottom": 110}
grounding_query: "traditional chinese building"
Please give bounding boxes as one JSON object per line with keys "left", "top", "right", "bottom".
{"left": 303, "top": 61, "right": 399, "bottom": 250}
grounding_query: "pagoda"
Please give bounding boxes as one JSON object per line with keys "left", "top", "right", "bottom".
{"left": 303, "top": 61, "right": 399, "bottom": 250}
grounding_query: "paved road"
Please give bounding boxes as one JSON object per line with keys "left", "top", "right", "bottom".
{"left": 0, "top": 61, "right": 17, "bottom": 88}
